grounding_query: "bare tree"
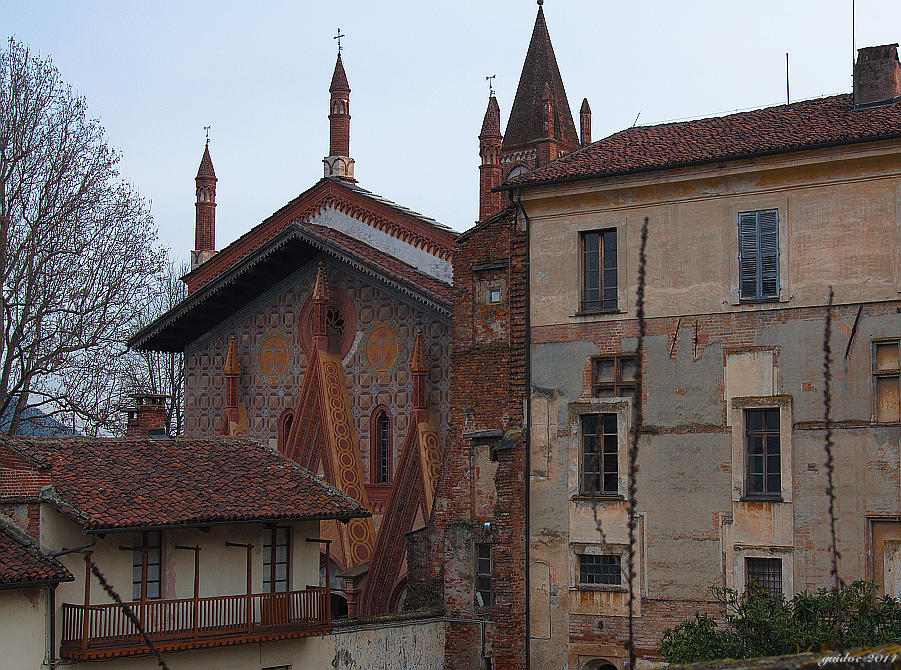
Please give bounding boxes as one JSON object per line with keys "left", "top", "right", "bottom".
{"left": 0, "top": 38, "right": 163, "bottom": 434}
{"left": 112, "top": 259, "right": 188, "bottom": 436}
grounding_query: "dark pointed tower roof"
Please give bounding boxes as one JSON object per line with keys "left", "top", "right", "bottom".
{"left": 503, "top": 4, "right": 579, "bottom": 151}
{"left": 480, "top": 96, "right": 502, "bottom": 139}
{"left": 580, "top": 98, "right": 591, "bottom": 114}
{"left": 330, "top": 54, "right": 350, "bottom": 93}
{"left": 196, "top": 143, "right": 216, "bottom": 180}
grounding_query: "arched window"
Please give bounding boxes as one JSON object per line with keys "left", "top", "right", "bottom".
{"left": 277, "top": 409, "right": 294, "bottom": 454}
{"left": 370, "top": 408, "right": 392, "bottom": 484}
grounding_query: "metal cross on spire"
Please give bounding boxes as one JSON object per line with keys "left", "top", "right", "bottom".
{"left": 486, "top": 75, "right": 496, "bottom": 97}
{"left": 334, "top": 28, "right": 345, "bottom": 53}
{"left": 203, "top": 125, "right": 211, "bottom": 145}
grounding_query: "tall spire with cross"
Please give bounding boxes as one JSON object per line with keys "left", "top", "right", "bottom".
{"left": 192, "top": 130, "right": 217, "bottom": 268}
{"left": 323, "top": 31, "right": 355, "bottom": 181}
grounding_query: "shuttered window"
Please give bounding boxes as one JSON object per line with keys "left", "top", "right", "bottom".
{"left": 738, "top": 210, "right": 779, "bottom": 301}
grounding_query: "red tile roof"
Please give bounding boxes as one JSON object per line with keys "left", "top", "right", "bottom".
{"left": 0, "top": 436, "right": 369, "bottom": 532}
{"left": 0, "top": 518, "right": 73, "bottom": 586}
{"left": 505, "top": 94, "right": 901, "bottom": 187}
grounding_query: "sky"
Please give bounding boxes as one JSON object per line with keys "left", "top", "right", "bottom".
{"left": 5, "top": 1, "right": 901, "bottom": 264}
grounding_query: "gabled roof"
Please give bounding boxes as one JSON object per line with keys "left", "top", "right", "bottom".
{"left": 129, "top": 221, "right": 452, "bottom": 352}
{"left": 182, "top": 177, "right": 455, "bottom": 296}
{"left": 503, "top": 5, "right": 579, "bottom": 152}
{"left": 0, "top": 435, "right": 369, "bottom": 532}
{"left": 505, "top": 93, "right": 901, "bottom": 188}
{"left": 0, "top": 517, "right": 73, "bottom": 587}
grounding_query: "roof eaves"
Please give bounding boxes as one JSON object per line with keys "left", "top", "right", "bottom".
{"left": 498, "top": 131, "right": 901, "bottom": 192}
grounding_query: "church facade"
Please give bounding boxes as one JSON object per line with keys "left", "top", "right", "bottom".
{"left": 132, "top": 53, "right": 455, "bottom": 617}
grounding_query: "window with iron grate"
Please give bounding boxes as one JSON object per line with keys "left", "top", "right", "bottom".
{"left": 579, "top": 554, "right": 621, "bottom": 586}
{"left": 745, "top": 557, "right": 782, "bottom": 596}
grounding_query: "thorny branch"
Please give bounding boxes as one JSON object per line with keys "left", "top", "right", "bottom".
{"left": 85, "top": 555, "right": 169, "bottom": 670}
{"left": 822, "top": 287, "right": 844, "bottom": 650}
{"left": 626, "top": 217, "right": 648, "bottom": 668}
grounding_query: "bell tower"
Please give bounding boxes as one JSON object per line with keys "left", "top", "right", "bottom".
{"left": 323, "top": 50, "right": 355, "bottom": 181}
{"left": 192, "top": 140, "right": 217, "bottom": 269}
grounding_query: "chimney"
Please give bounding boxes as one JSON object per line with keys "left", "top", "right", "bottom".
{"left": 124, "top": 393, "right": 169, "bottom": 438}
{"left": 854, "top": 44, "right": 901, "bottom": 108}
{"left": 580, "top": 98, "right": 591, "bottom": 147}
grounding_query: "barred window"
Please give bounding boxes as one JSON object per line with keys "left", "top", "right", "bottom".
{"left": 745, "top": 557, "right": 782, "bottom": 596}
{"left": 579, "top": 554, "right": 621, "bottom": 586}
{"left": 581, "top": 413, "right": 618, "bottom": 495}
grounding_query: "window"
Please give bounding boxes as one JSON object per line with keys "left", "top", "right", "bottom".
{"left": 581, "top": 413, "right": 618, "bottom": 495}
{"left": 263, "top": 526, "right": 291, "bottom": 593}
{"left": 487, "top": 287, "right": 502, "bottom": 304}
{"left": 745, "top": 557, "right": 782, "bottom": 596}
{"left": 745, "top": 409, "right": 781, "bottom": 497}
{"left": 591, "top": 354, "right": 637, "bottom": 399}
{"left": 579, "top": 554, "right": 621, "bottom": 586}
{"left": 874, "top": 341, "right": 900, "bottom": 423}
{"left": 738, "top": 209, "right": 779, "bottom": 301}
{"left": 376, "top": 412, "right": 391, "bottom": 483}
{"left": 581, "top": 229, "right": 617, "bottom": 312}
{"left": 132, "top": 531, "right": 162, "bottom": 601}
{"left": 475, "top": 543, "right": 492, "bottom": 607}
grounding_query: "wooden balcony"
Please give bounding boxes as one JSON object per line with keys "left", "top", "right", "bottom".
{"left": 59, "top": 587, "right": 330, "bottom": 660}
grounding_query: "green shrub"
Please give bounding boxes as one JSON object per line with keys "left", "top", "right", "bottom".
{"left": 659, "top": 581, "right": 901, "bottom": 664}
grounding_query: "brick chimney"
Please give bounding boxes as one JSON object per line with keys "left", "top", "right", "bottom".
{"left": 124, "top": 393, "right": 169, "bottom": 438}
{"left": 854, "top": 44, "right": 901, "bottom": 108}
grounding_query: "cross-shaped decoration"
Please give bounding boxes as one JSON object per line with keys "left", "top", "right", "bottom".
{"left": 486, "top": 75, "right": 496, "bottom": 97}
{"left": 334, "top": 28, "right": 345, "bottom": 53}
{"left": 203, "top": 125, "right": 211, "bottom": 145}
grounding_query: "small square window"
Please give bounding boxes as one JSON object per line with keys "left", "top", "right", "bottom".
{"left": 745, "top": 557, "right": 781, "bottom": 596}
{"left": 475, "top": 543, "right": 492, "bottom": 607}
{"left": 591, "top": 354, "right": 637, "bottom": 399}
{"left": 579, "top": 554, "right": 621, "bottom": 586}
{"left": 874, "top": 341, "right": 900, "bottom": 423}
{"left": 745, "top": 409, "right": 781, "bottom": 497}
{"left": 487, "top": 288, "right": 502, "bottom": 304}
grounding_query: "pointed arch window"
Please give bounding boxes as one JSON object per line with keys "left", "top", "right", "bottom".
{"left": 370, "top": 407, "right": 392, "bottom": 484}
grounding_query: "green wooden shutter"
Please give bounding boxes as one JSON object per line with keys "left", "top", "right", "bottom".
{"left": 758, "top": 210, "right": 779, "bottom": 299}
{"left": 738, "top": 212, "right": 760, "bottom": 299}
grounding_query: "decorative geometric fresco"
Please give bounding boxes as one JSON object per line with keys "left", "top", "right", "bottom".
{"left": 184, "top": 260, "right": 451, "bottom": 482}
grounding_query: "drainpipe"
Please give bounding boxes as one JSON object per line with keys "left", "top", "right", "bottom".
{"left": 517, "top": 188, "right": 532, "bottom": 669}
{"left": 48, "top": 583, "right": 56, "bottom": 669}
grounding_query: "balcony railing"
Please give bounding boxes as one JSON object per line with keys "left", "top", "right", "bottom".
{"left": 60, "top": 587, "right": 330, "bottom": 660}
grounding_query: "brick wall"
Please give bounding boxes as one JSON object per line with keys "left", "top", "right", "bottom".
{"left": 426, "top": 205, "right": 529, "bottom": 670}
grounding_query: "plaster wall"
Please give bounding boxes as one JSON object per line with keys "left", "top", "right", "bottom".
{"left": 0, "top": 586, "right": 49, "bottom": 669}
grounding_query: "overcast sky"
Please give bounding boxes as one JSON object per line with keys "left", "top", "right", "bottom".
{"left": 6, "top": 1, "right": 901, "bottom": 263}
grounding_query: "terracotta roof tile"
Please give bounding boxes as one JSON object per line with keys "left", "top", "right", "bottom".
{"left": 506, "top": 94, "right": 901, "bottom": 187}
{"left": 0, "top": 517, "right": 73, "bottom": 586}
{"left": 0, "top": 436, "right": 369, "bottom": 531}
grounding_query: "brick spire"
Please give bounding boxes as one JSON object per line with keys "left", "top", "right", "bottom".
{"left": 502, "top": 2, "right": 579, "bottom": 161}
{"left": 479, "top": 96, "right": 504, "bottom": 221}
{"left": 411, "top": 329, "right": 428, "bottom": 420}
{"left": 312, "top": 263, "right": 330, "bottom": 352}
{"left": 580, "top": 97, "right": 592, "bottom": 147}
{"left": 224, "top": 337, "right": 240, "bottom": 411}
{"left": 323, "top": 54, "right": 355, "bottom": 181}
{"left": 192, "top": 142, "right": 218, "bottom": 269}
